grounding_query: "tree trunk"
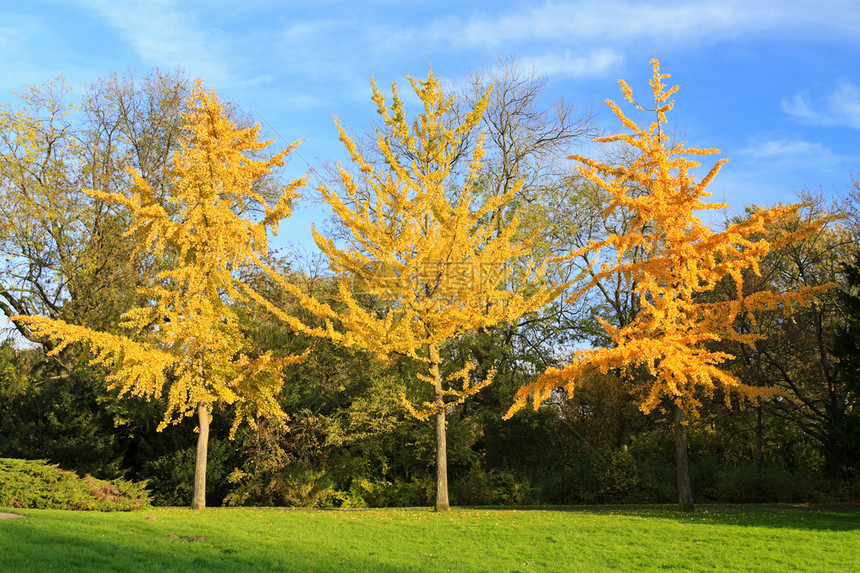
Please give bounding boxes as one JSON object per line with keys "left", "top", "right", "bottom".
{"left": 755, "top": 406, "right": 764, "bottom": 470}
{"left": 673, "top": 404, "right": 694, "bottom": 512}
{"left": 825, "top": 438, "right": 846, "bottom": 481}
{"left": 191, "top": 401, "right": 210, "bottom": 511}
{"left": 430, "top": 346, "right": 449, "bottom": 512}
{"left": 435, "top": 398, "right": 449, "bottom": 512}
{"left": 620, "top": 417, "right": 632, "bottom": 452}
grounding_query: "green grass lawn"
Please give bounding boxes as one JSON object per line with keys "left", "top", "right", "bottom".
{"left": 1, "top": 505, "right": 857, "bottom": 572}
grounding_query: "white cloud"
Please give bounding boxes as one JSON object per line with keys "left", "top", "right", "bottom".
{"left": 782, "top": 81, "right": 860, "bottom": 129}
{"left": 74, "top": 0, "right": 233, "bottom": 84}
{"left": 518, "top": 48, "right": 624, "bottom": 79}
{"left": 425, "top": 0, "right": 859, "bottom": 50}
{"left": 826, "top": 82, "right": 860, "bottom": 128}
{"left": 781, "top": 92, "right": 817, "bottom": 120}
{"left": 0, "top": 27, "right": 19, "bottom": 49}
{"left": 740, "top": 136, "right": 849, "bottom": 171}
{"left": 445, "top": 2, "right": 742, "bottom": 47}
{"left": 277, "top": 19, "right": 380, "bottom": 83}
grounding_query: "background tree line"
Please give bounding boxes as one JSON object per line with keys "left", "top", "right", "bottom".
{"left": 0, "top": 65, "right": 857, "bottom": 508}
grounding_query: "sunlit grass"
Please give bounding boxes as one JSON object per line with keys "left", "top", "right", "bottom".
{"left": 1, "top": 505, "right": 857, "bottom": 572}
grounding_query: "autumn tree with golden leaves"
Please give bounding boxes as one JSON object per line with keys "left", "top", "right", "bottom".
{"left": 0, "top": 71, "right": 191, "bottom": 373}
{"left": 505, "top": 60, "right": 835, "bottom": 510}
{"left": 15, "top": 83, "right": 306, "bottom": 510}
{"left": 254, "top": 71, "right": 560, "bottom": 512}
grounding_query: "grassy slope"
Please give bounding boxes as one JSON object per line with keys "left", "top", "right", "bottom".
{"left": 0, "top": 506, "right": 857, "bottom": 572}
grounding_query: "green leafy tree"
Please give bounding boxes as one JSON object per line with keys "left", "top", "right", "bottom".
{"left": 733, "top": 199, "right": 858, "bottom": 481}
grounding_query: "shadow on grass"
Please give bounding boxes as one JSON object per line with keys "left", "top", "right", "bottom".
{"left": 0, "top": 519, "right": 403, "bottom": 573}
{"left": 465, "top": 503, "right": 860, "bottom": 531}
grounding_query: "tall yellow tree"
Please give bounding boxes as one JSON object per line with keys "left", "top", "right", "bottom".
{"left": 15, "top": 82, "right": 306, "bottom": 510}
{"left": 0, "top": 71, "right": 190, "bottom": 371}
{"left": 505, "top": 59, "right": 835, "bottom": 510}
{"left": 253, "top": 71, "right": 560, "bottom": 512}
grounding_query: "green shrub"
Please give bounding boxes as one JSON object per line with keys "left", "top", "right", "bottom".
{"left": 224, "top": 465, "right": 339, "bottom": 508}
{"left": 138, "top": 438, "right": 235, "bottom": 506}
{"left": 358, "top": 476, "right": 435, "bottom": 508}
{"left": 599, "top": 449, "right": 641, "bottom": 502}
{"left": 716, "top": 465, "right": 822, "bottom": 503}
{"left": 452, "top": 467, "right": 534, "bottom": 506}
{"left": 0, "top": 458, "right": 150, "bottom": 511}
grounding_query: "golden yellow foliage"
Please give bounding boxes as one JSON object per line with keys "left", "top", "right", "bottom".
{"left": 15, "top": 82, "right": 306, "bottom": 436}
{"left": 506, "top": 59, "right": 837, "bottom": 420}
{"left": 251, "top": 70, "right": 560, "bottom": 418}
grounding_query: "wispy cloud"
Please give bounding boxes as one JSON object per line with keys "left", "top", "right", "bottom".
{"left": 781, "top": 92, "right": 818, "bottom": 121}
{"left": 74, "top": 0, "right": 233, "bottom": 84}
{"left": 432, "top": 2, "right": 742, "bottom": 48}
{"left": 740, "top": 136, "right": 850, "bottom": 171}
{"left": 518, "top": 48, "right": 624, "bottom": 79}
{"left": 0, "top": 26, "right": 22, "bottom": 50}
{"left": 425, "top": 0, "right": 859, "bottom": 49}
{"left": 782, "top": 81, "right": 860, "bottom": 129}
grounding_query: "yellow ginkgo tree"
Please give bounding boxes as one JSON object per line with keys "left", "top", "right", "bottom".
{"left": 15, "top": 82, "right": 306, "bottom": 510}
{"left": 505, "top": 59, "right": 835, "bottom": 510}
{"left": 252, "top": 71, "right": 560, "bottom": 512}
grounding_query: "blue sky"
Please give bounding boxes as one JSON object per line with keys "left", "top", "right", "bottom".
{"left": 2, "top": 0, "right": 858, "bottom": 252}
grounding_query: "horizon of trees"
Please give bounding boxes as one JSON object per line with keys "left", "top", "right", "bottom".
{"left": 0, "top": 61, "right": 857, "bottom": 511}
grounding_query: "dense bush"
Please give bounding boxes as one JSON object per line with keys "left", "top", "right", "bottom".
{"left": 451, "top": 467, "right": 534, "bottom": 506}
{"left": 715, "top": 465, "right": 824, "bottom": 504}
{"left": 225, "top": 465, "right": 340, "bottom": 508}
{"left": 0, "top": 458, "right": 150, "bottom": 511}
{"left": 136, "top": 436, "right": 237, "bottom": 507}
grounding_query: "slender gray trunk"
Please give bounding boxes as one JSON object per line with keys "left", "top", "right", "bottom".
{"left": 191, "top": 401, "right": 209, "bottom": 511}
{"left": 435, "top": 399, "right": 449, "bottom": 512}
{"left": 430, "top": 346, "right": 449, "bottom": 512}
{"left": 673, "top": 404, "right": 694, "bottom": 512}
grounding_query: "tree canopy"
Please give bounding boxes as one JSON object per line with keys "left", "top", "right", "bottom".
{"left": 253, "top": 70, "right": 561, "bottom": 511}
{"left": 508, "top": 59, "right": 835, "bottom": 420}
{"left": 14, "top": 81, "right": 306, "bottom": 509}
